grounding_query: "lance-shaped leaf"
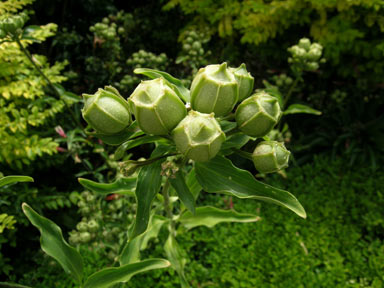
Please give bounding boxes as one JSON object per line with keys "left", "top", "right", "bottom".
{"left": 195, "top": 156, "right": 306, "bottom": 218}
{"left": 78, "top": 177, "right": 136, "bottom": 196}
{"left": 179, "top": 206, "right": 260, "bottom": 230}
{"left": 0, "top": 176, "right": 33, "bottom": 188}
{"left": 83, "top": 259, "right": 170, "bottom": 288}
{"left": 0, "top": 282, "right": 33, "bottom": 288}
{"left": 283, "top": 104, "right": 321, "bottom": 116}
{"left": 131, "top": 161, "right": 163, "bottom": 239}
{"left": 186, "top": 168, "right": 202, "bottom": 200}
{"left": 119, "top": 215, "right": 168, "bottom": 265}
{"left": 86, "top": 121, "right": 144, "bottom": 146}
{"left": 221, "top": 133, "right": 251, "bottom": 154}
{"left": 114, "top": 135, "right": 167, "bottom": 161}
{"left": 169, "top": 171, "right": 195, "bottom": 214}
{"left": 21, "top": 203, "right": 83, "bottom": 284}
{"left": 134, "top": 68, "right": 190, "bottom": 103}
{"left": 164, "top": 234, "right": 189, "bottom": 288}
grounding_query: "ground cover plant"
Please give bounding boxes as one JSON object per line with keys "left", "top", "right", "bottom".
{"left": 1, "top": 0, "right": 384, "bottom": 287}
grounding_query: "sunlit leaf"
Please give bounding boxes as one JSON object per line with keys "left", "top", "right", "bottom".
{"left": 119, "top": 215, "right": 167, "bottom": 265}
{"left": 131, "top": 161, "right": 163, "bottom": 239}
{"left": 169, "top": 171, "right": 195, "bottom": 213}
{"left": 284, "top": 104, "right": 321, "bottom": 116}
{"left": 78, "top": 177, "right": 136, "bottom": 196}
{"left": 0, "top": 176, "right": 33, "bottom": 188}
{"left": 83, "top": 259, "right": 170, "bottom": 288}
{"left": 164, "top": 234, "right": 189, "bottom": 288}
{"left": 179, "top": 206, "right": 260, "bottom": 229}
{"left": 0, "top": 282, "right": 33, "bottom": 288}
{"left": 195, "top": 156, "right": 306, "bottom": 218}
{"left": 185, "top": 168, "right": 202, "bottom": 200}
{"left": 22, "top": 203, "right": 83, "bottom": 283}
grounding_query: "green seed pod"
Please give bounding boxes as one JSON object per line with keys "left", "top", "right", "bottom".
{"left": 229, "top": 63, "right": 254, "bottom": 102}
{"left": 252, "top": 141, "right": 290, "bottom": 173}
{"left": 82, "top": 86, "right": 131, "bottom": 135}
{"left": 191, "top": 63, "right": 238, "bottom": 117}
{"left": 129, "top": 78, "right": 187, "bottom": 135}
{"left": 235, "top": 91, "right": 281, "bottom": 137}
{"left": 79, "top": 232, "right": 92, "bottom": 243}
{"left": 87, "top": 220, "right": 99, "bottom": 232}
{"left": 172, "top": 111, "right": 226, "bottom": 162}
{"left": 77, "top": 222, "right": 88, "bottom": 232}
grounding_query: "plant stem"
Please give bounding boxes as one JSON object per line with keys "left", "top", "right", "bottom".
{"left": 233, "top": 148, "right": 253, "bottom": 161}
{"left": 162, "top": 179, "right": 176, "bottom": 234}
{"left": 283, "top": 76, "right": 300, "bottom": 108}
{"left": 15, "top": 37, "right": 82, "bottom": 127}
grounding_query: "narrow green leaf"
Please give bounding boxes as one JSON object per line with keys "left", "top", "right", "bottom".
{"left": 195, "top": 156, "right": 306, "bottom": 218}
{"left": 179, "top": 206, "right": 260, "bottom": 230}
{"left": 169, "top": 171, "right": 195, "bottom": 214}
{"left": 219, "top": 120, "right": 237, "bottom": 133}
{"left": 164, "top": 235, "right": 189, "bottom": 288}
{"left": 134, "top": 68, "right": 190, "bottom": 103}
{"left": 221, "top": 133, "right": 251, "bottom": 154}
{"left": 0, "top": 176, "right": 33, "bottom": 188}
{"left": 131, "top": 161, "right": 163, "bottom": 239}
{"left": 119, "top": 215, "right": 167, "bottom": 265}
{"left": 114, "top": 135, "right": 166, "bottom": 160}
{"left": 21, "top": 203, "right": 83, "bottom": 283}
{"left": 0, "top": 282, "right": 33, "bottom": 288}
{"left": 78, "top": 177, "right": 136, "bottom": 196}
{"left": 284, "top": 104, "right": 322, "bottom": 116}
{"left": 186, "top": 168, "right": 202, "bottom": 200}
{"left": 87, "top": 121, "right": 144, "bottom": 146}
{"left": 83, "top": 259, "right": 170, "bottom": 288}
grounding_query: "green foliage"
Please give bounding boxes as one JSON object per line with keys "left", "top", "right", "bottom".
{"left": 0, "top": 214, "right": 16, "bottom": 233}
{"left": 0, "top": 4, "right": 70, "bottom": 168}
{"left": 167, "top": 0, "right": 384, "bottom": 82}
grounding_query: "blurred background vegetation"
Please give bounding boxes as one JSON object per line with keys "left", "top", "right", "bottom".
{"left": 1, "top": 0, "right": 383, "bottom": 287}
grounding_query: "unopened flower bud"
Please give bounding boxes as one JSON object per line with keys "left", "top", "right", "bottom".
{"left": 229, "top": 63, "right": 254, "bottom": 102}
{"left": 77, "top": 221, "right": 88, "bottom": 232}
{"left": 298, "top": 38, "right": 311, "bottom": 51}
{"left": 252, "top": 141, "right": 290, "bottom": 173}
{"left": 235, "top": 92, "right": 281, "bottom": 137}
{"left": 82, "top": 86, "right": 131, "bottom": 135}
{"left": 172, "top": 111, "right": 226, "bottom": 162}
{"left": 79, "top": 231, "right": 92, "bottom": 243}
{"left": 129, "top": 78, "right": 187, "bottom": 135}
{"left": 190, "top": 63, "right": 238, "bottom": 117}
{"left": 87, "top": 220, "right": 99, "bottom": 232}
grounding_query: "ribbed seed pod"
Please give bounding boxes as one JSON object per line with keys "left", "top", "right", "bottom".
{"left": 235, "top": 91, "right": 281, "bottom": 137}
{"left": 129, "top": 78, "right": 187, "bottom": 135}
{"left": 252, "top": 141, "right": 290, "bottom": 174}
{"left": 229, "top": 63, "right": 254, "bottom": 102}
{"left": 190, "top": 63, "right": 238, "bottom": 117}
{"left": 172, "top": 111, "right": 226, "bottom": 162}
{"left": 82, "top": 86, "right": 131, "bottom": 135}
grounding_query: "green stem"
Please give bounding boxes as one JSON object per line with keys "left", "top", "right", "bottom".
{"left": 233, "top": 148, "right": 253, "bottom": 161}
{"left": 283, "top": 76, "right": 300, "bottom": 108}
{"left": 162, "top": 180, "right": 176, "bottom": 234}
{"left": 15, "top": 37, "right": 82, "bottom": 127}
